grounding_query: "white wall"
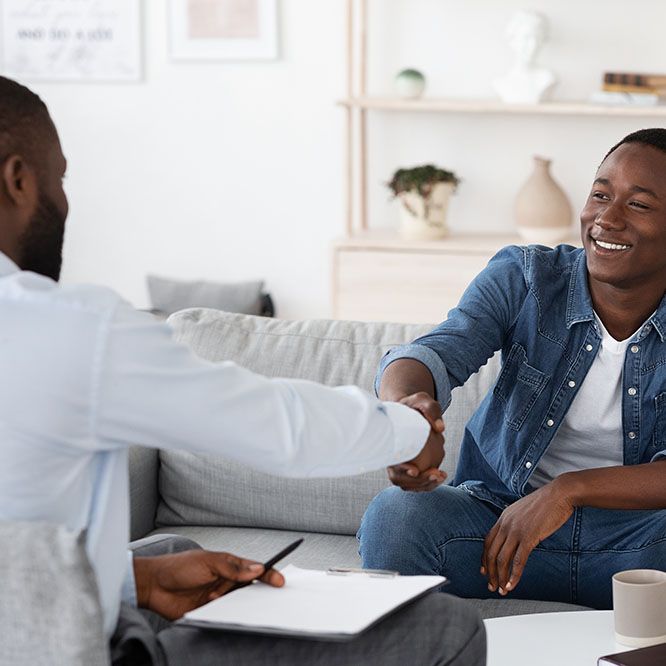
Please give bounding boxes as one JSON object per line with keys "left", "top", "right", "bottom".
{"left": 30, "top": 0, "right": 666, "bottom": 318}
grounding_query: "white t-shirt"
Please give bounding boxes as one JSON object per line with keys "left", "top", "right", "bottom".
{"left": 529, "top": 314, "right": 642, "bottom": 489}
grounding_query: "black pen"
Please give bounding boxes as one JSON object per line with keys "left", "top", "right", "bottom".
{"left": 228, "top": 538, "right": 304, "bottom": 593}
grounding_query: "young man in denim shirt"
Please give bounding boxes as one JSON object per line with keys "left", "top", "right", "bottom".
{"left": 359, "top": 128, "right": 666, "bottom": 609}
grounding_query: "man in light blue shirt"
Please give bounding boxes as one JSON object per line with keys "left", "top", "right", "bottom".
{"left": 0, "top": 77, "right": 484, "bottom": 665}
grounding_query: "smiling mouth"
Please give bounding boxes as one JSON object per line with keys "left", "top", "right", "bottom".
{"left": 591, "top": 238, "right": 632, "bottom": 252}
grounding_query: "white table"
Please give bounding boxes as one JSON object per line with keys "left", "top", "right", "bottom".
{"left": 485, "top": 611, "right": 632, "bottom": 666}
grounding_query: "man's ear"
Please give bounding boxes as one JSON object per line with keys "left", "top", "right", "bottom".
{"left": 1, "top": 155, "right": 38, "bottom": 209}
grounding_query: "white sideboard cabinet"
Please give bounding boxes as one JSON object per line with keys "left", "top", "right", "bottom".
{"left": 332, "top": 231, "right": 555, "bottom": 324}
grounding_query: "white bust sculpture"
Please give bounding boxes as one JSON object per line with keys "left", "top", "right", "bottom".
{"left": 493, "top": 10, "right": 556, "bottom": 104}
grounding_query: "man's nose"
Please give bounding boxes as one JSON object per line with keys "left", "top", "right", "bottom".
{"left": 595, "top": 202, "right": 626, "bottom": 230}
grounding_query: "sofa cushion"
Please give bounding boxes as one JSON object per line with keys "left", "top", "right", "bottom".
{"left": 156, "top": 309, "right": 500, "bottom": 535}
{"left": 149, "top": 525, "right": 361, "bottom": 570}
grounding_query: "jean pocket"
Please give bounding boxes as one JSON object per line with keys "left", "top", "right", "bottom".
{"left": 493, "top": 343, "right": 549, "bottom": 431}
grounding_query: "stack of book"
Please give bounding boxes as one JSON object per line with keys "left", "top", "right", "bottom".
{"left": 590, "top": 72, "right": 666, "bottom": 106}
{"left": 598, "top": 640, "right": 666, "bottom": 665}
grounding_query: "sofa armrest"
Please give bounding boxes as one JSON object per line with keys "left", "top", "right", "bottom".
{"left": 128, "top": 446, "right": 160, "bottom": 540}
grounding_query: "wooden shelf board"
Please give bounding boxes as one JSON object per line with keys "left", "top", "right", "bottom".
{"left": 334, "top": 229, "right": 580, "bottom": 254}
{"left": 338, "top": 97, "right": 666, "bottom": 117}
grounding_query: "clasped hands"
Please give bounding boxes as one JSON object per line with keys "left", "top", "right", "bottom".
{"left": 388, "top": 391, "right": 447, "bottom": 492}
{"left": 392, "top": 392, "right": 575, "bottom": 596}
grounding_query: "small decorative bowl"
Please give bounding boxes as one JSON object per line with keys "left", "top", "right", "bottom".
{"left": 394, "top": 69, "right": 426, "bottom": 99}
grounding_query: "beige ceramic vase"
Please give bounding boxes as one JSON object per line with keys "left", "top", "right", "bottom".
{"left": 514, "top": 156, "right": 573, "bottom": 245}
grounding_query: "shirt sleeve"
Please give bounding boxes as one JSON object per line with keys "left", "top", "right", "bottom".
{"left": 121, "top": 551, "right": 137, "bottom": 607}
{"left": 93, "top": 305, "right": 429, "bottom": 478}
{"left": 375, "top": 245, "right": 529, "bottom": 412}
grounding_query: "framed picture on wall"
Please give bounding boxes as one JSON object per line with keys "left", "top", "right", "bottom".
{"left": 0, "top": 0, "right": 142, "bottom": 82}
{"left": 169, "top": 0, "right": 278, "bottom": 61}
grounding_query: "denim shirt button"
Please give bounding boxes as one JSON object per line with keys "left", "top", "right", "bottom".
{"left": 631, "top": 345, "right": 639, "bottom": 354}
{"left": 525, "top": 461, "right": 532, "bottom": 469}
{"left": 546, "top": 419, "right": 554, "bottom": 427}
{"left": 585, "top": 344, "right": 593, "bottom": 352}
{"left": 628, "top": 431, "right": 637, "bottom": 439}
{"left": 627, "top": 387, "right": 637, "bottom": 396}
{"left": 568, "top": 380, "right": 576, "bottom": 388}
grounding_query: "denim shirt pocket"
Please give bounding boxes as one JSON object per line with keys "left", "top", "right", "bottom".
{"left": 652, "top": 392, "right": 666, "bottom": 453}
{"left": 493, "top": 343, "right": 549, "bottom": 431}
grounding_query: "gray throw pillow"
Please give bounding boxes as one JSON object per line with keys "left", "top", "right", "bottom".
{"left": 146, "top": 274, "right": 264, "bottom": 316}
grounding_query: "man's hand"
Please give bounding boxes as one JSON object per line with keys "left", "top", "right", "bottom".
{"left": 387, "top": 391, "right": 447, "bottom": 492}
{"left": 481, "top": 480, "right": 574, "bottom": 595}
{"left": 134, "top": 549, "right": 285, "bottom": 620}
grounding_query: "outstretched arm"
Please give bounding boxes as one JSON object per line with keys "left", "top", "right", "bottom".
{"left": 94, "top": 305, "right": 432, "bottom": 479}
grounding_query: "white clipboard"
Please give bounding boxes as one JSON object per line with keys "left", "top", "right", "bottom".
{"left": 178, "top": 564, "right": 447, "bottom": 641}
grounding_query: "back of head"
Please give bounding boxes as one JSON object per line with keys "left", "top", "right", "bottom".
{"left": 604, "top": 128, "right": 666, "bottom": 162}
{"left": 0, "top": 76, "right": 53, "bottom": 177}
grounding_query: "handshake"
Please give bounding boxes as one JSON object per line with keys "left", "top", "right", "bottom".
{"left": 391, "top": 391, "right": 447, "bottom": 493}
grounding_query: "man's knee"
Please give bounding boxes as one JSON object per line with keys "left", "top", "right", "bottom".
{"left": 358, "top": 486, "right": 421, "bottom": 547}
{"left": 358, "top": 486, "right": 443, "bottom": 573}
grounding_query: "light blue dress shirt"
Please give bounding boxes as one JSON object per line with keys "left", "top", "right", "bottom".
{"left": 0, "top": 252, "right": 428, "bottom": 637}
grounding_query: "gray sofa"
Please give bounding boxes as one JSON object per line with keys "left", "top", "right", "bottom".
{"left": 129, "top": 308, "right": 589, "bottom": 619}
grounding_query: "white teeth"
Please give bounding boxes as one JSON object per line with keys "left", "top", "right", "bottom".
{"left": 595, "top": 240, "right": 630, "bottom": 251}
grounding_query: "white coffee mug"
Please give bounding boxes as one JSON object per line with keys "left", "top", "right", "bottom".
{"left": 612, "top": 569, "right": 666, "bottom": 647}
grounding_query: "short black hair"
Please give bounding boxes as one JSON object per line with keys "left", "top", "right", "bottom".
{"left": 0, "top": 76, "right": 54, "bottom": 177}
{"left": 604, "top": 128, "right": 666, "bottom": 162}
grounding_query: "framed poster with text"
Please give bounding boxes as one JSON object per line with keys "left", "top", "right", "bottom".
{"left": 1, "top": 0, "right": 142, "bottom": 82}
{"left": 169, "top": 0, "right": 278, "bottom": 61}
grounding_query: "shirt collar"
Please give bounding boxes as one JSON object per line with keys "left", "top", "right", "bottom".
{"left": 565, "top": 249, "right": 666, "bottom": 342}
{"left": 565, "top": 251, "right": 595, "bottom": 328}
{"left": 649, "top": 298, "right": 666, "bottom": 342}
{"left": 0, "top": 251, "right": 20, "bottom": 277}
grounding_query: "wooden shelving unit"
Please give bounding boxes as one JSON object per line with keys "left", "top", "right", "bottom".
{"left": 340, "top": 0, "right": 666, "bottom": 236}
{"left": 332, "top": 1, "right": 626, "bottom": 323}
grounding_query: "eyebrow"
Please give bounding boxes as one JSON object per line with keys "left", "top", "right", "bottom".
{"left": 594, "top": 177, "right": 660, "bottom": 199}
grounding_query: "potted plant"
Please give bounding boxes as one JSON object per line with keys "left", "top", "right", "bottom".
{"left": 388, "top": 164, "right": 460, "bottom": 240}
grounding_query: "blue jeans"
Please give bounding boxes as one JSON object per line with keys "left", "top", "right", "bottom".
{"left": 357, "top": 485, "right": 666, "bottom": 609}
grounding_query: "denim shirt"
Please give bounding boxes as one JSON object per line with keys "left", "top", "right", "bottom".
{"left": 376, "top": 244, "right": 666, "bottom": 509}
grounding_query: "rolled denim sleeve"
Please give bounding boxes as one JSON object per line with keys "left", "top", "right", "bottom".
{"left": 375, "top": 343, "right": 452, "bottom": 412}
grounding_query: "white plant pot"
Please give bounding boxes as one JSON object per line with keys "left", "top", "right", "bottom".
{"left": 398, "top": 182, "right": 454, "bottom": 240}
